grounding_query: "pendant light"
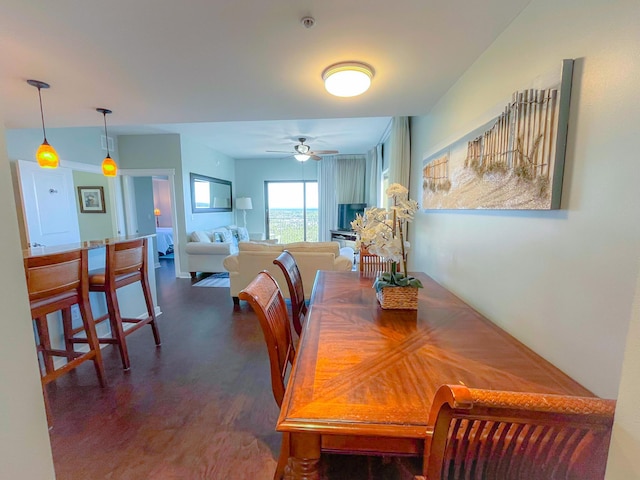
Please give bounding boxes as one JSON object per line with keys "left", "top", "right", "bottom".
{"left": 97, "top": 108, "right": 117, "bottom": 177}
{"left": 27, "top": 79, "right": 59, "bottom": 169}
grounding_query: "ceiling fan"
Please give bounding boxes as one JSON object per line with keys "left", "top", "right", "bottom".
{"left": 267, "top": 137, "right": 338, "bottom": 161}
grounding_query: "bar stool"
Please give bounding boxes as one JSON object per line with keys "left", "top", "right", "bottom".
{"left": 85, "top": 237, "right": 161, "bottom": 370}
{"left": 24, "top": 248, "right": 106, "bottom": 425}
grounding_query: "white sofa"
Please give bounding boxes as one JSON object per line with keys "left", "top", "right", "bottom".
{"left": 185, "top": 225, "right": 247, "bottom": 278}
{"left": 223, "top": 241, "right": 353, "bottom": 305}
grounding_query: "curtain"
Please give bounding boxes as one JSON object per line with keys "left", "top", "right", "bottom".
{"left": 388, "top": 116, "right": 411, "bottom": 188}
{"left": 318, "top": 156, "right": 337, "bottom": 241}
{"left": 365, "top": 146, "right": 381, "bottom": 208}
{"left": 336, "top": 155, "right": 366, "bottom": 203}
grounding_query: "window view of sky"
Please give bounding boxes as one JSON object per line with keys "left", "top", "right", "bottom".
{"left": 267, "top": 182, "right": 318, "bottom": 208}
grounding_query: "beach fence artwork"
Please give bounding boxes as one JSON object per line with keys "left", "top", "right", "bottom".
{"left": 422, "top": 59, "right": 573, "bottom": 210}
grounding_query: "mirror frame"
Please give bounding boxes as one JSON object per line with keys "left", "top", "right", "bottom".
{"left": 190, "top": 173, "right": 233, "bottom": 213}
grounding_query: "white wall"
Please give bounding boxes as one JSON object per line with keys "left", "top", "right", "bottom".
{"left": 234, "top": 157, "right": 319, "bottom": 235}
{"left": 0, "top": 111, "right": 56, "bottom": 478}
{"left": 409, "top": 0, "right": 640, "bottom": 398}
{"left": 606, "top": 262, "right": 640, "bottom": 478}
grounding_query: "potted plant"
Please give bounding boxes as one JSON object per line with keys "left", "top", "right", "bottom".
{"left": 351, "top": 183, "right": 423, "bottom": 309}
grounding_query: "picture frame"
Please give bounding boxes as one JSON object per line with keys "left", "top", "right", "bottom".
{"left": 422, "top": 59, "right": 574, "bottom": 210}
{"left": 77, "top": 186, "right": 106, "bottom": 213}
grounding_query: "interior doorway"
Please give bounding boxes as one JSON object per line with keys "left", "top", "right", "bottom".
{"left": 119, "top": 168, "right": 181, "bottom": 278}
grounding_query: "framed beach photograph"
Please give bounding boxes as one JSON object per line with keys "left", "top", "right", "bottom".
{"left": 422, "top": 59, "right": 574, "bottom": 210}
{"left": 77, "top": 186, "right": 106, "bottom": 213}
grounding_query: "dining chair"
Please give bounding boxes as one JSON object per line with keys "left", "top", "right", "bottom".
{"left": 416, "top": 384, "right": 616, "bottom": 480}
{"left": 80, "top": 238, "right": 161, "bottom": 370}
{"left": 239, "top": 271, "right": 296, "bottom": 479}
{"left": 273, "top": 250, "right": 307, "bottom": 336}
{"left": 24, "top": 248, "right": 106, "bottom": 426}
{"left": 359, "top": 245, "right": 394, "bottom": 275}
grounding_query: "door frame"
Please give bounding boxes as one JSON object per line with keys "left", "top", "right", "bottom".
{"left": 119, "top": 168, "right": 181, "bottom": 278}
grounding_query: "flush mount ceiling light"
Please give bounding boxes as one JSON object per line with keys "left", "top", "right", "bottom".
{"left": 97, "top": 108, "right": 117, "bottom": 177}
{"left": 322, "top": 62, "right": 375, "bottom": 97}
{"left": 27, "top": 79, "right": 59, "bottom": 169}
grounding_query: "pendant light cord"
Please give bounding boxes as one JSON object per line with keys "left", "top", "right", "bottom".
{"left": 102, "top": 112, "right": 111, "bottom": 157}
{"left": 37, "top": 87, "right": 47, "bottom": 141}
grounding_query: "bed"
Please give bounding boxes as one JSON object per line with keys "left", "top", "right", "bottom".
{"left": 156, "top": 227, "right": 174, "bottom": 255}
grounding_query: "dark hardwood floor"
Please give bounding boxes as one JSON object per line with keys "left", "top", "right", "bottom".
{"left": 48, "top": 258, "right": 420, "bottom": 479}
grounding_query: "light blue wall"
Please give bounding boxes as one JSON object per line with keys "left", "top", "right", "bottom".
{"left": 234, "top": 157, "right": 318, "bottom": 235}
{"left": 408, "top": 0, "right": 640, "bottom": 398}
{"left": 180, "top": 136, "right": 235, "bottom": 233}
{"left": 6, "top": 126, "right": 119, "bottom": 166}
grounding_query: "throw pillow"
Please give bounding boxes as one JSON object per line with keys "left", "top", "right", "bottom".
{"left": 237, "top": 226, "right": 250, "bottom": 241}
{"left": 191, "top": 231, "right": 212, "bottom": 243}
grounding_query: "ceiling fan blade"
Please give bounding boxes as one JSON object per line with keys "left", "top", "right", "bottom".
{"left": 310, "top": 154, "right": 322, "bottom": 161}
{"left": 266, "top": 150, "right": 295, "bottom": 154}
{"left": 309, "top": 150, "right": 339, "bottom": 155}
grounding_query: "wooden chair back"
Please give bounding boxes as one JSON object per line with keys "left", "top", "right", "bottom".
{"left": 273, "top": 250, "right": 307, "bottom": 336}
{"left": 25, "top": 249, "right": 85, "bottom": 308}
{"left": 110, "top": 238, "right": 147, "bottom": 284}
{"left": 420, "top": 385, "right": 616, "bottom": 480}
{"left": 239, "top": 271, "right": 295, "bottom": 407}
{"left": 359, "top": 245, "right": 395, "bottom": 275}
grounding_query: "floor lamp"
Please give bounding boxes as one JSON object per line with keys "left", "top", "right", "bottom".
{"left": 236, "top": 197, "right": 253, "bottom": 229}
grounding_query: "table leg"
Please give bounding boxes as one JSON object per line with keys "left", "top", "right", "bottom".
{"left": 284, "top": 433, "right": 321, "bottom": 480}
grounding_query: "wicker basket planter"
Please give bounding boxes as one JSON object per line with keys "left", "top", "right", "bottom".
{"left": 376, "top": 286, "right": 418, "bottom": 310}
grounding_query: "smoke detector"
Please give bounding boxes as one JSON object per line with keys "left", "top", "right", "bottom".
{"left": 300, "top": 16, "right": 315, "bottom": 28}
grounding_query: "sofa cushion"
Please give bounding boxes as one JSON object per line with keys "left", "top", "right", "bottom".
{"left": 239, "top": 241, "right": 284, "bottom": 253}
{"left": 285, "top": 241, "right": 340, "bottom": 256}
{"left": 213, "top": 227, "right": 235, "bottom": 245}
{"left": 191, "top": 230, "right": 212, "bottom": 243}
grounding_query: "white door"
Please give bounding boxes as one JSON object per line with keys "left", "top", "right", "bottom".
{"left": 17, "top": 160, "right": 80, "bottom": 247}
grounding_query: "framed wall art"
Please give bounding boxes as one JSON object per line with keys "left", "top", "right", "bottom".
{"left": 77, "top": 186, "right": 106, "bottom": 213}
{"left": 422, "top": 59, "right": 574, "bottom": 210}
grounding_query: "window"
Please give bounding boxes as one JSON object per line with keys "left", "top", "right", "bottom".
{"left": 265, "top": 181, "right": 318, "bottom": 243}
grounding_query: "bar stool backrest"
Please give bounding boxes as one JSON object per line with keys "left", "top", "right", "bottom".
{"left": 24, "top": 249, "right": 85, "bottom": 304}
{"left": 110, "top": 238, "right": 146, "bottom": 279}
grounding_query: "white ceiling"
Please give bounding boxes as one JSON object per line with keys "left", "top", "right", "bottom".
{"left": 0, "top": 0, "right": 531, "bottom": 160}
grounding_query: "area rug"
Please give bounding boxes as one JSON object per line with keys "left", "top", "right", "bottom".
{"left": 193, "top": 272, "right": 230, "bottom": 288}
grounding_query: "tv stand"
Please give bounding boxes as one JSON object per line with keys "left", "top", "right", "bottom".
{"left": 330, "top": 230, "right": 357, "bottom": 246}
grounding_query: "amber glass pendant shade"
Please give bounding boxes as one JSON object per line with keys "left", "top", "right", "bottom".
{"left": 102, "top": 154, "right": 117, "bottom": 177}
{"left": 36, "top": 139, "right": 59, "bottom": 168}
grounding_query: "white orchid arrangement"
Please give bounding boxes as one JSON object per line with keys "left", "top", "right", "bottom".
{"left": 351, "top": 183, "right": 422, "bottom": 291}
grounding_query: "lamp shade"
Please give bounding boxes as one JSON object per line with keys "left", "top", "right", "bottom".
{"left": 154, "top": 208, "right": 161, "bottom": 216}
{"left": 36, "top": 140, "right": 59, "bottom": 168}
{"left": 294, "top": 154, "right": 310, "bottom": 162}
{"left": 236, "top": 197, "right": 253, "bottom": 210}
{"left": 102, "top": 155, "right": 117, "bottom": 177}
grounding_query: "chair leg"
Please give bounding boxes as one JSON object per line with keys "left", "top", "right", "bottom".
{"left": 34, "top": 316, "right": 55, "bottom": 375}
{"left": 141, "top": 274, "right": 161, "bottom": 346}
{"left": 78, "top": 299, "right": 106, "bottom": 387}
{"left": 104, "top": 288, "right": 131, "bottom": 370}
{"left": 41, "top": 383, "right": 53, "bottom": 429}
{"left": 275, "top": 432, "right": 290, "bottom": 480}
{"left": 61, "top": 308, "right": 75, "bottom": 362}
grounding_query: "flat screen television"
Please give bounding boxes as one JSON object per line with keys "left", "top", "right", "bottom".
{"left": 337, "top": 203, "right": 367, "bottom": 231}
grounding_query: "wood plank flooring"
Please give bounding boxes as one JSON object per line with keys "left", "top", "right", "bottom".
{"left": 48, "top": 259, "right": 420, "bottom": 479}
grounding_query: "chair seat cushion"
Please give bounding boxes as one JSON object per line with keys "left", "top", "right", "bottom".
{"left": 89, "top": 270, "right": 139, "bottom": 286}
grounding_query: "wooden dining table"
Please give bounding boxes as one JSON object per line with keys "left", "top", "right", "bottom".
{"left": 276, "top": 271, "right": 593, "bottom": 479}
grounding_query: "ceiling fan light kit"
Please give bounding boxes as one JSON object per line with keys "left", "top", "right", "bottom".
{"left": 322, "top": 62, "right": 374, "bottom": 97}
{"left": 294, "top": 154, "right": 310, "bottom": 162}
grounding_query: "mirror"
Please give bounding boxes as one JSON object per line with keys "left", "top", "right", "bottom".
{"left": 190, "top": 173, "right": 233, "bottom": 213}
